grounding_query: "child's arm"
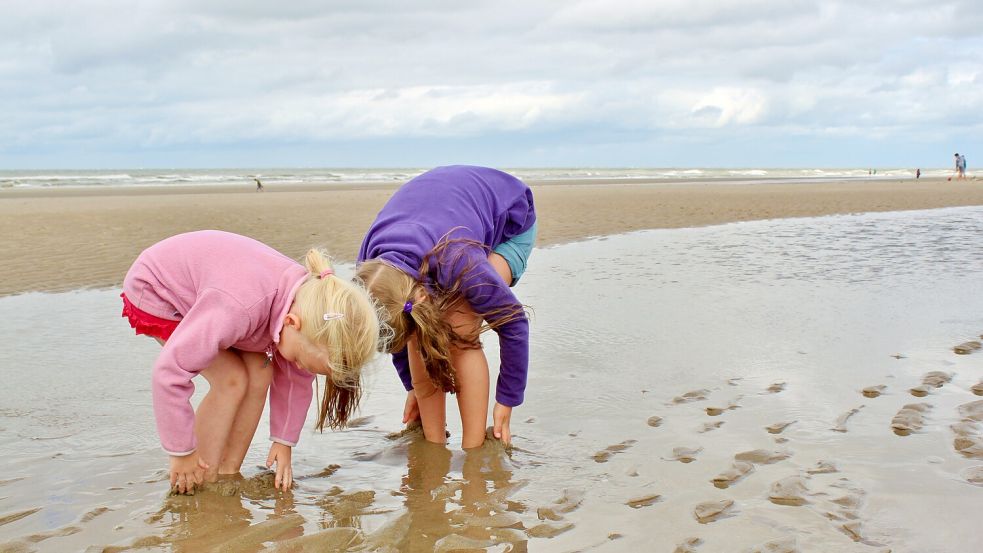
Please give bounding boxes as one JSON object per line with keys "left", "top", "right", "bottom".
{"left": 267, "top": 359, "right": 315, "bottom": 490}
{"left": 442, "top": 247, "right": 530, "bottom": 408}
{"left": 152, "top": 289, "right": 250, "bottom": 456}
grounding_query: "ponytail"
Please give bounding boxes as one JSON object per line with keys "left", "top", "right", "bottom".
{"left": 295, "top": 248, "right": 381, "bottom": 430}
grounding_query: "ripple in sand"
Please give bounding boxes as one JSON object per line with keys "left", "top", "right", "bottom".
{"left": 832, "top": 406, "right": 864, "bottom": 432}
{"left": 765, "top": 421, "right": 795, "bottom": 434}
{"left": 274, "top": 527, "right": 362, "bottom": 551}
{"left": 861, "top": 385, "right": 886, "bottom": 398}
{"left": 891, "top": 403, "right": 931, "bottom": 436}
{"left": 674, "top": 537, "right": 703, "bottom": 552}
{"left": 742, "top": 536, "right": 799, "bottom": 553}
{"left": 694, "top": 499, "right": 734, "bottom": 524}
{"left": 735, "top": 449, "right": 791, "bottom": 465}
{"left": 0, "top": 507, "right": 41, "bottom": 527}
{"left": 665, "top": 446, "right": 703, "bottom": 463}
{"left": 626, "top": 492, "right": 663, "bottom": 509}
{"left": 711, "top": 461, "right": 754, "bottom": 489}
{"left": 592, "top": 440, "right": 636, "bottom": 463}
{"left": 953, "top": 340, "right": 981, "bottom": 354}
{"left": 768, "top": 476, "right": 809, "bottom": 506}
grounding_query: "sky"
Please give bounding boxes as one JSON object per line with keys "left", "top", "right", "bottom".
{"left": 0, "top": 0, "right": 981, "bottom": 169}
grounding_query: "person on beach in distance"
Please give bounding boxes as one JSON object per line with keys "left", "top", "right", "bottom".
{"left": 254, "top": 177, "right": 264, "bottom": 192}
{"left": 357, "top": 165, "right": 536, "bottom": 449}
{"left": 120, "top": 230, "right": 381, "bottom": 494}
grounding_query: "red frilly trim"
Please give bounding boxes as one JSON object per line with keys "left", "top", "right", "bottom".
{"left": 120, "top": 293, "right": 180, "bottom": 341}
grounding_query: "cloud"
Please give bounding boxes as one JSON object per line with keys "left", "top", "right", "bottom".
{"left": 0, "top": 0, "right": 981, "bottom": 166}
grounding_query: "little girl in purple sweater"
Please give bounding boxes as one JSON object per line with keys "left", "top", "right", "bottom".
{"left": 122, "top": 231, "right": 380, "bottom": 493}
{"left": 358, "top": 166, "right": 536, "bottom": 449}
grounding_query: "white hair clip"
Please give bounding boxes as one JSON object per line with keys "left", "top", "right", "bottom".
{"left": 323, "top": 312, "right": 344, "bottom": 321}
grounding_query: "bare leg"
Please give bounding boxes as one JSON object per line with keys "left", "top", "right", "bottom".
{"left": 407, "top": 335, "right": 448, "bottom": 444}
{"left": 217, "top": 351, "right": 273, "bottom": 474}
{"left": 447, "top": 302, "right": 490, "bottom": 449}
{"left": 453, "top": 252, "right": 513, "bottom": 449}
{"left": 194, "top": 350, "right": 249, "bottom": 481}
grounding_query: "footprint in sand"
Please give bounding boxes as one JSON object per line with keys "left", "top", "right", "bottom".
{"left": 861, "top": 385, "right": 886, "bottom": 398}
{"left": 765, "top": 421, "right": 796, "bottom": 434}
{"left": 768, "top": 476, "right": 810, "bottom": 506}
{"left": 672, "top": 389, "right": 711, "bottom": 404}
{"left": 742, "top": 537, "right": 799, "bottom": 553}
{"left": 953, "top": 340, "right": 981, "bottom": 355}
{"left": 814, "top": 478, "right": 885, "bottom": 546}
{"left": 734, "top": 449, "right": 792, "bottom": 465}
{"left": 711, "top": 461, "right": 754, "bottom": 489}
{"left": 526, "top": 523, "right": 574, "bottom": 538}
{"left": 674, "top": 537, "right": 703, "bottom": 553}
{"left": 698, "top": 421, "right": 725, "bottom": 433}
{"left": 909, "top": 371, "right": 952, "bottom": 397}
{"left": 536, "top": 489, "right": 584, "bottom": 521}
{"left": 972, "top": 380, "right": 983, "bottom": 396}
{"left": 626, "top": 492, "right": 663, "bottom": 509}
{"left": 764, "top": 382, "right": 786, "bottom": 394}
{"left": 951, "top": 400, "right": 983, "bottom": 459}
{"left": 647, "top": 415, "right": 663, "bottom": 427}
{"left": 962, "top": 466, "right": 983, "bottom": 486}
{"left": 805, "top": 460, "right": 838, "bottom": 475}
{"left": 832, "top": 406, "right": 864, "bottom": 432}
{"left": 664, "top": 446, "right": 703, "bottom": 463}
{"left": 592, "top": 440, "right": 636, "bottom": 463}
{"left": 693, "top": 499, "right": 735, "bottom": 524}
{"left": 891, "top": 403, "right": 931, "bottom": 436}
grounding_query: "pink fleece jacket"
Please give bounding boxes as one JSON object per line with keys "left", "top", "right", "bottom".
{"left": 123, "top": 230, "right": 314, "bottom": 455}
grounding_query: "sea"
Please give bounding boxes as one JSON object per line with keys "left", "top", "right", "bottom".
{"left": 0, "top": 167, "right": 941, "bottom": 190}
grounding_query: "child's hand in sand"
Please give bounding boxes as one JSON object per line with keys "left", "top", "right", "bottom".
{"left": 266, "top": 442, "right": 293, "bottom": 492}
{"left": 169, "top": 452, "right": 208, "bottom": 494}
{"left": 493, "top": 403, "right": 513, "bottom": 446}
{"left": 402, "top": 390, "right": 420, "bottom": 424}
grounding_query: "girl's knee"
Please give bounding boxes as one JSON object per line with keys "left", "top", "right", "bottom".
{"left": 207, "top": 352, "right": 249, "bottom": 399}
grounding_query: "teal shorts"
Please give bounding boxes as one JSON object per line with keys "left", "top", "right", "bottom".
{"left": 493, "top": 221, "right": 537, "bottom": 286}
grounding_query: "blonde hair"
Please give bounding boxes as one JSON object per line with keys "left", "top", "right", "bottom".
{"left": 293, "top": 248, "right": 381, "bottom": 431}
{"left": 356, "top": 235, "right": 525, "bottom": 395}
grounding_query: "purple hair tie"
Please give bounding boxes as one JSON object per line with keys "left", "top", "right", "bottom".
{"left": 403, "top": 301, "right": 414, "bottom": 314}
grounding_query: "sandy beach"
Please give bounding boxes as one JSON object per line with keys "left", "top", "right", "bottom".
{"left": 1, "top": 177, "right": 983, "bottom": 552}
{"left": 2, "top": 176, "right": 983, "bottom": 296}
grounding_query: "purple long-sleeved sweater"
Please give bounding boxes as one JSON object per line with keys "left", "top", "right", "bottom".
{"left": 358, "top": 166, "right": 536, "bottom": 406}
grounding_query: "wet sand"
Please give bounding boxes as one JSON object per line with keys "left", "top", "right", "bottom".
{"left": 1, "top": 185, "right": 983, "bottom": 551}
{"left": 2, "top": 176, "right": 983, "bottom": 296}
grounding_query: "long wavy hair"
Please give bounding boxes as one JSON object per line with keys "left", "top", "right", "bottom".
{"left": 356, "top": 232, "right": 526, "bottom": 394}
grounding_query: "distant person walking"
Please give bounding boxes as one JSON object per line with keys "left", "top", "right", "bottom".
{"left": 951, "top": 153, "right": 967, "bottom": 181}
{"left": 916, "top": 168, "right": 921, "bottom": 179}
{"left": 254, "top": 177, "right": 264, "bottom": 192}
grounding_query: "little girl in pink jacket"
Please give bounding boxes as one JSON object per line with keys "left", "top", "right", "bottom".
{"left": 121, "top": 230, "right": 381, "bottom": 493}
